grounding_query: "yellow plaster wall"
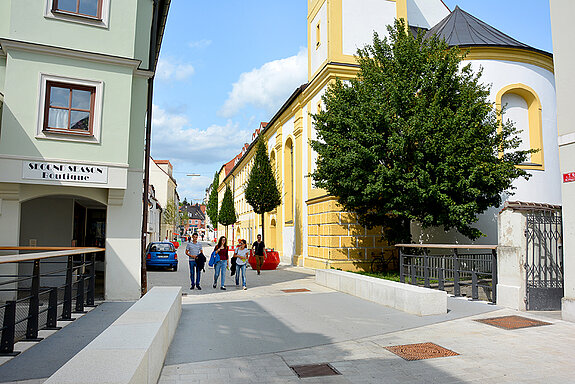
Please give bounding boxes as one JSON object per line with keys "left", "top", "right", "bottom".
{"left": 305, "top": 196, "right": 395, "bottom": 271}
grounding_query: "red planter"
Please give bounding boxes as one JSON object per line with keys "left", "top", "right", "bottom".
{"left": 248, "top": 249, "right": 280, "bottom": 270}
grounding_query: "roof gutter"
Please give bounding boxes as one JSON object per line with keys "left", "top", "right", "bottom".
{"left": 141, "top": 0, "right": 170, "bottom": 297}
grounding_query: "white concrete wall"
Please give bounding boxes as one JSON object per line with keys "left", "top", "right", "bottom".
{"left": 105, "top": 171, "right": 143, "bottom": 300}
{"left": 316, "top": 269, "right": 448, "bottom": 316}
{"left": 550, "top": 0, "right": 575, "bottom": 322}
{"left": 407, "top": 0, "right": 450, "bottom": 29}
{"left": 0, "top": 185, "right": 20, "bottom": 301}
{"left": 342, "top": 0, "right": 396, "bottom": 56}
{"left": 45, "top": 286, "right": 182, "bottom": 384}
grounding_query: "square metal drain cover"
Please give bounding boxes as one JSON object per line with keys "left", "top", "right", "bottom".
{"left": 281, "top": 288, "right": 311, "bottom": 293}
{"left": 290, "top": 363, "right": 341, "bottom": 378}
{"left": 475, "top": 315, "right": 551, "bottom": 330}
{"left": 385, "top": 342, "right": 459, "bottom": 361}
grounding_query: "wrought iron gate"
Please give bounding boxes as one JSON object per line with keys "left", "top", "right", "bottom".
{"left": 525, "top": 207, "right": 563, "bottom": 310}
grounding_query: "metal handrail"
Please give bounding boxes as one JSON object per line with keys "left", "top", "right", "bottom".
{"left": 396, "top": 244, "right": 497, "bottom": 304}
{"left": 0, "top": 247, "right": 104, "bottom": 355}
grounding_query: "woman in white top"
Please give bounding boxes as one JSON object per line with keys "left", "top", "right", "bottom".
{"left": 235, "top": 239, "right": 249, "bottom": 290}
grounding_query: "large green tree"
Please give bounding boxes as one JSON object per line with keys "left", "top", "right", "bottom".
{"left": 310, "top": 20, "right": 533, "bottom": 244}
{"left": 245, "top": 140, "right": 281, "bottom": 242}
{"left": 206, "top": 172, "right": 219, "bottom": 231}
{"left": 218, "top": 185, "right": 237, "bottom": 239}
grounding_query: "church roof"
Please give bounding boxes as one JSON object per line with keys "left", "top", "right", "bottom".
{"left": 425, "top": 6, "right": 543, "bottom": 53}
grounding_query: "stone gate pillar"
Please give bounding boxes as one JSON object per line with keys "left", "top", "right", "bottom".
{"left": 497, "top": 206, "right": 528, "bottom": 310}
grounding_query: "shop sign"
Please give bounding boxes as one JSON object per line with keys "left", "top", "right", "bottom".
{"left": 22, "top": 161, "right": 108, "bottom": 184}
{"left": 564, "top": 172, "right": 575, "bottom": 183}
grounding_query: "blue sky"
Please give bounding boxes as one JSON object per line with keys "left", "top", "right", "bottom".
{"left": 151, "top": 1, "right": 553, "bottom": 203}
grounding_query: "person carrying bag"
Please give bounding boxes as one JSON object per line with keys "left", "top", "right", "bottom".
{"left": 212, "top": 236, "right": 229, "bottom": 290}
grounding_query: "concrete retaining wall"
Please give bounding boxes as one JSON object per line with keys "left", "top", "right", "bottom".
{"left": 44, "top": 286, "right": 182, "bottom": 384}
{"left": 316, "top": 269, "right": 447, "bottom": 316}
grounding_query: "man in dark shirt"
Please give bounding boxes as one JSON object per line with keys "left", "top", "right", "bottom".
{"left": 252, "top": 234, "right": 266, "bottom": 275}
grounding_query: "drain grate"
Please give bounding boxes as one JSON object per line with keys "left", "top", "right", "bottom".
{"left": 281, "top": 288, "right": 311, "bottom": 293}
{"left": 385, "top": 342, "right": 459, "bottom": 361}
{"left": 290, "top": 363, "right": 341, "bottom": 378}
{"left": 475, "top": 315, "right": 551, "bottom": 330}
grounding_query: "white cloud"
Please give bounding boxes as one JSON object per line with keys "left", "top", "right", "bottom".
{"left": 220, "top": 47, "right": 308, "bottom": 117}
{"left": 175, "top": 174, "right": 213, "bottom": 202}
{"left": 151, "top": 105, "right": 251, "bottom": 165}
{"left": 156, "top": 58, "right": 195, "bottom": 81}
{"left": 189, "top": 39, "right": 212, "bottom": 49}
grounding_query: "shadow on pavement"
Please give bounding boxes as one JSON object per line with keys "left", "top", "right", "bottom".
{"left": 0, "top": 302, "right": 133, "bottom": 383}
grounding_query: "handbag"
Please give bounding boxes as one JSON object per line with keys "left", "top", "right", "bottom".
{"left": 208, "top": 250, "right": 220, "bottom": 267}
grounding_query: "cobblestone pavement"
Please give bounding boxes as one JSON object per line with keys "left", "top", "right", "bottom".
{"left": 157, "top": 264, "right": 575, "bottom": 384}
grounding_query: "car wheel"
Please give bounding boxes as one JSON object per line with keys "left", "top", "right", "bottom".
{"left": 173, "top": 265, "right": 178, "bottom": 272}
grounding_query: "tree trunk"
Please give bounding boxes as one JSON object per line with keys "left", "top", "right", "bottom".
{"left": 261, "top": 212, "right": 265, "bottom": 244}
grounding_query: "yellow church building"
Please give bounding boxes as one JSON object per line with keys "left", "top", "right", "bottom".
{"left": 215, "top": 0, "right": 559, "bottom": 271}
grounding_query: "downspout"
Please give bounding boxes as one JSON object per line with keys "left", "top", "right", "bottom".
{"left": 141, "top": 0, "right": 161, "bottom": 296}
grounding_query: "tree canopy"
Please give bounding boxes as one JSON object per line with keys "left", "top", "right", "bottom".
{"left": 310, "top": 20, "right": 532, "bottom": 243}
{"left": 218, "top": 184, "right": 237, "bottom": 229}
{"left": 245, "top": 140, "right": 281, "bottom": 241}
{"left": 162, "top": 199, "right": 179, "bottom": 228}
{"left": 206, "top": 172, "right": 219, "bottom": 226}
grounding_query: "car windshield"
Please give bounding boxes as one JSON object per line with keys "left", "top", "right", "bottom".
{"left": 150, "top": 243, "right": 174, "bottom": 252}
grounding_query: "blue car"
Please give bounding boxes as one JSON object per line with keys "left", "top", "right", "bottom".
{"left": 146, "top": 242, "right": 178, "bottom": 271}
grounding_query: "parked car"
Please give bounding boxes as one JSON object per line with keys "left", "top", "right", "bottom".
{"left": 146, "top": 242, "right": 178, "bottom": 271}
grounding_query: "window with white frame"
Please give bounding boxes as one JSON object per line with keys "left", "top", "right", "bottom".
{"left": 44, "top": 82, "right": 95, "bottom": 135}
{"left": 37, "top": 74, "right": 103, "bottom": 143}
{"left": 45, "top": 0, "right": 110, "bottom": 28}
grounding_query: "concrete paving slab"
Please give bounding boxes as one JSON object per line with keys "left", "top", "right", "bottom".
{"left": 156, "top": 263, "right": 575, "bottom": 384}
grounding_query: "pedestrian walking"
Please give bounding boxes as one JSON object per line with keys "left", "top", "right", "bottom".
{"left": 212, "top": 236, "right": 229, "bottom": 290}
{"left": 252, "top": 234, "right": 267, "bottom": 275}
{"left": 235, "top": 239, "right": 249, "bottom": 290}
{"left": 185, "top": 233, "right": 203, "bottom": 290}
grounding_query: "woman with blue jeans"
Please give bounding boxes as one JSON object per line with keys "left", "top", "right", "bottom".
{"left": 212, "top": 236, "right": 229, "bottom": 290}
{"left": 234, "top": 239, "right": 248, "bottom": 289}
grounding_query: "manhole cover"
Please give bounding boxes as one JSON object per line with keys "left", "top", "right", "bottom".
{"left": 290, "top": 363, "right": 341, "bottom": 378}
{"left": 281, "top": 288, "right": 310, "bottom": 293}
{"left": 385, "top": 342, "right": 459, "bottom": 361}
{"left": 475, "top": 315, "right": 551, "bottom": 330}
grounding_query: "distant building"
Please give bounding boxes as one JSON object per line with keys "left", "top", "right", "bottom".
{"left": 147, "top": 185, "right": 162, "bottom": 244}
{"left": 149, "top": 158, "right": 179, "bottom": 240}
{"left": 180, "top": 202, "right": 206, "bottom": 236}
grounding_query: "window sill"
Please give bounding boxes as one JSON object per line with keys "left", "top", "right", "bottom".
{"left": 52, "top": 10, "right": 102, "bottom": 22}
{"left": 36, "top": 131, "right": 100, "bottom": 144}
{"left": 44, "top": 2, "right": 109, "bottom": 29}
{"left": 517, "top": 163, "right": 544, "bottom": 171}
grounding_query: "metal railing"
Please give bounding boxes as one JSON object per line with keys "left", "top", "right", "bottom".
{"left": 0, "top": 247, "right": 104, "bottom": 356}
{"left": 396, "top": 244, "right": 497, "bottom": 303}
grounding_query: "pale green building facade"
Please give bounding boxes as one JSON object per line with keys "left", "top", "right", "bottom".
{"left": 0, "top": 0, "right": 169, "bottom": 300}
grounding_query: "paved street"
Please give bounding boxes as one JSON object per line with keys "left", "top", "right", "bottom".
{"left": 153, "top": 250, "right": 575, "bottom": 384}
{"left": 2, "top": 243, "right": 572, "bottom": 384}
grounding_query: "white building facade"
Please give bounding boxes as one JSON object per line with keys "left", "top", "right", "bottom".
{"left": 550, "top": 0, "right": 575, "bottom": 321}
